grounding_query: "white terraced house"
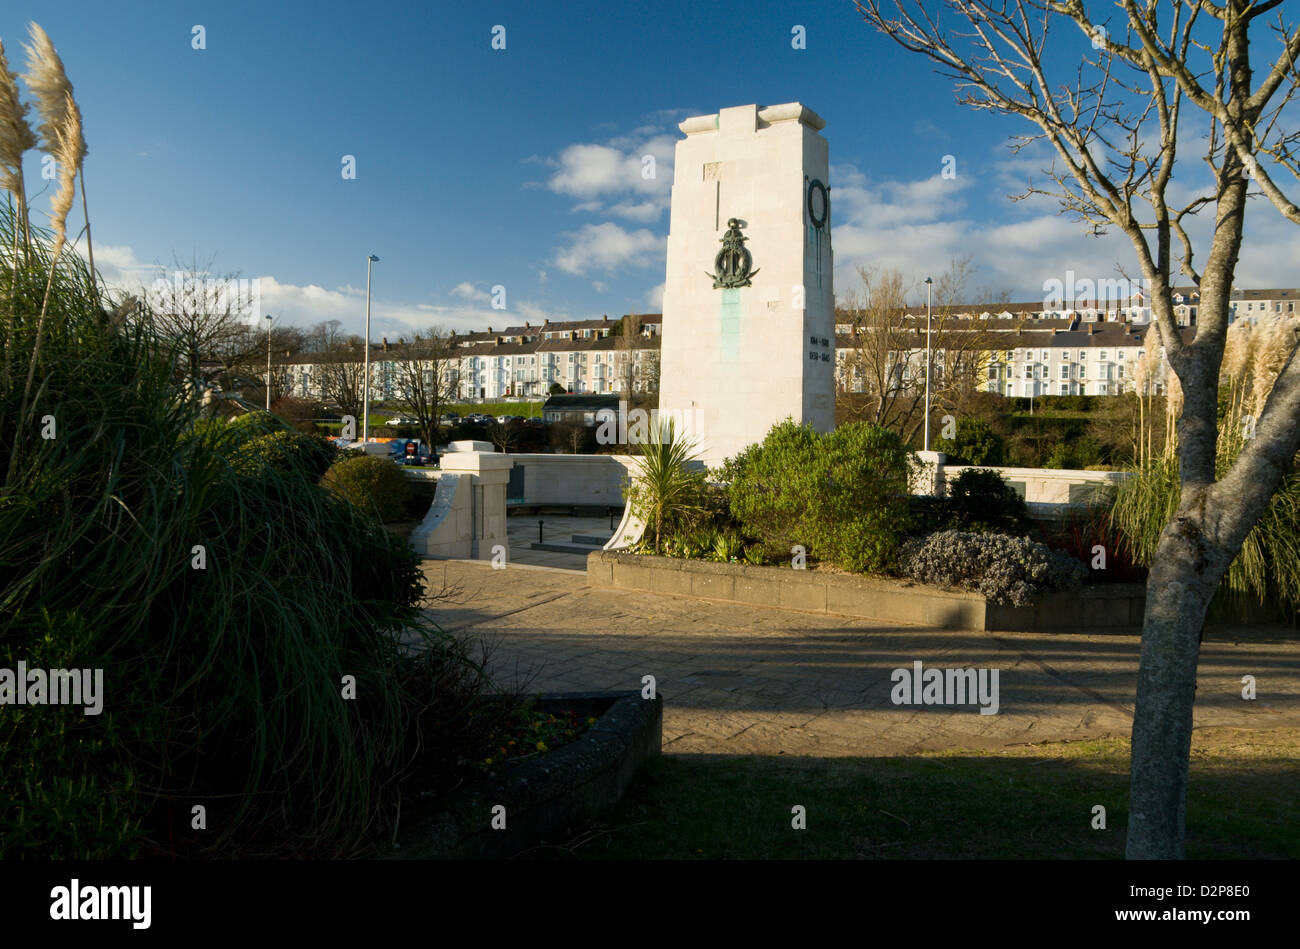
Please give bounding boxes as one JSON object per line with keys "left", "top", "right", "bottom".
{"left": 279, "top": 314, "right": 662, "bottom": 404}
{"left": 273, "top": 285, "right": 1293, "bottom": 406}
{"left": 833, "top": 317, "right": 1195, "bottom": 398}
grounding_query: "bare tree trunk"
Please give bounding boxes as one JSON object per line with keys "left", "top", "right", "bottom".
{"left": 1126, "top": 503, "right": 1218, "bottom": 858}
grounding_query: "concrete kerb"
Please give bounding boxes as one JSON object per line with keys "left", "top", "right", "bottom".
{"left": 586, "top": 550, "right": 1147, "bottom": 633}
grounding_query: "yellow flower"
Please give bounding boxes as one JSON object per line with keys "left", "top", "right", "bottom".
{"left": 536, "top": 741, "right": 548, "bottom": 752}
{"left": 587, "top": 717, "right": 598, "bottom": 725}
{"left": 484, "top": 757, "right": 493, "bottom": 765}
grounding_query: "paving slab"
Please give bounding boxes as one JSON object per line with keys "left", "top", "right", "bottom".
{"left": 418, "top": 559, "right": 1300, "bottom": 758}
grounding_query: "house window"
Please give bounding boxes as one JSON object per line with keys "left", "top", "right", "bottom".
{"left": 1060, "top": 365, "right": 1069, "bottom": 379}
{"left": 1099, "top": 351, "right": 1108, "bottom": 360}
{"left": 1060, "top": 384, "right": 1069, "bottom": 395}
{"left": 1079, "top": 350, "right": 1087, "bottom": 360}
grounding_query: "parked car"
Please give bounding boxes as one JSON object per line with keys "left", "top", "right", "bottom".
{"left": 387, "top": 416, "right": 419, "bottom": 425}
{"left": 388, "top": 438, "right": 438, "bottom": 467}
{"left": 441, "top": 412, "right": 460, "bottom": 423}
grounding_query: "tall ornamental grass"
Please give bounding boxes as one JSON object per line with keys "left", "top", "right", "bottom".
{"left": 0, "top": 34, "right": 484, "bottom": 854}
{"left": 1110, "top": 318, "right": 1300, "bottom": 618}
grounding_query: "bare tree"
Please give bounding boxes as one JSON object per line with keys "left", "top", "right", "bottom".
{"left": 615, "top": 313, "right": 644, "bottom": 398}
{"left": 315, "top": 343, "right": 366, "bottom": 423}
{"left": 303, "top": 319, "right": 347, "bottom": 353}
{"left": 857, "top": 0, "right": 1300, "bottom": 858}
{"left": 485, "top": 418, "right": 523, "bottom": 453}
{"left": 636, "top": 347, "right": 661, "bottom": 402}
{"left": 140, "top": 253, "right": 263, "bottom": 389}
{"left": 837, "top": 258, "right": 995, "bottom": 444}
{"left": 391, "top": 328, "right": 457, "bottom": 450}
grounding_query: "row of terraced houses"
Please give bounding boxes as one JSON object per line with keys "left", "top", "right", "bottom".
{"left": 276, "top": 287, "right": 1297, "bottom": 403}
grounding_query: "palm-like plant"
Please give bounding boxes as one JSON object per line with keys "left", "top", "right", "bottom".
{"left": 626, "top": 418, "right": 705, "bottom": 554}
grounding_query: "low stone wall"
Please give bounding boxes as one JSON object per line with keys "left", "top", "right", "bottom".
{"left": 509, "top": 453, "right": 638, "bottom": 507}
{"left": 393, "top": 691, "right": 662, "bottom": 859}
{"left": 587, "top": 551, "right": 1146, "bottom": 633}
{"left": 940, "top": 464, "right": 1131, "bottom": 506}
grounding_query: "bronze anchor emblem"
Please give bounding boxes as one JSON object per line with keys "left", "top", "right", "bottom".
{"left": 708, "top": 218, "right": 759, "bottom": 289}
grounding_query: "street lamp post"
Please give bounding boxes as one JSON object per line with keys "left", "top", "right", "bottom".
{"left": 362, "top": 254, "right": 380, "bottom": 443}
{"left": 264, "top": 314, "right": 273, "bottom": 411}
{"left": 923, "top": 276, "right": 933, "bottom": 452}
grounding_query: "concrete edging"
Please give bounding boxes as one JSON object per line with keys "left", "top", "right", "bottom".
{"left": 393, "top": 690, "right": 662, "bottom": 859}
{"left": 586, "top": 550, "right": 1146, "bottom": 633}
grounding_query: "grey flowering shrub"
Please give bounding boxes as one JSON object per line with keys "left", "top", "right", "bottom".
{"left": 899, "top": 530, "right": 1089, "bottom": 606}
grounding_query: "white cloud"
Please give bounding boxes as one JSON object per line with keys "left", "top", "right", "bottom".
{"left": 553, "top": 222, "right": 664, "bottom": 276}
{"left": 646, "top": 282, "right": 664, "bottom": 310}
{"left": 450, "top": 281, "right": 489, "bottom": 303}
{"left": 826, "top": 154, "right": 1300, "bottom": 304}
{"left": 541, "top": 129, "right": 675, "bottom": 223}
{"left": 74, "top": 237, "right": 570, "bottom": 338}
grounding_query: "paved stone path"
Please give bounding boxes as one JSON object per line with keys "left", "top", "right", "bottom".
{"left": 419, "top": 559, "right": 1300, "bottom": 757}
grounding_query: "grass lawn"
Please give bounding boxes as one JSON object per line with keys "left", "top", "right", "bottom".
{"left": 518, "top": 728, "right": 1298, "bottom": 859}
{"left": 442, "top": 401, "right": 545, "bottom": 418}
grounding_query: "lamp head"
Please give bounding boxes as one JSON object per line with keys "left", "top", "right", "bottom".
{"left": 368, "top": 255, "right": 380, "bottom": 262}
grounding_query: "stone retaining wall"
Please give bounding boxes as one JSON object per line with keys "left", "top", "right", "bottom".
{"left": 586, "top": 551, "right": 1146, "bottom": 633}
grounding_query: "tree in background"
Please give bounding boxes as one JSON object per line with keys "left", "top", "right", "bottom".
{"left": 836, "top": 258, "right": 1000, "bottom": 445}
{"left": 315, "top": 342, "right": 366, "bottom": 423}
{"left": 935, "top": 418, "right": 1005, "bottom": 466}
{"left": 140, "top": 253, "right": 263, "bottom": 393}
{"left": 392, "top": 327, "right": 456, "bottom": 451}
{"left": 858, "top": 0, "right": 1300, "bottom": 859}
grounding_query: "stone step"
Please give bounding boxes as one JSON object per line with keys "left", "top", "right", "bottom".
{"left": 530, "top": 540, "right": 605, "bottom": 555}
{"left": 571, "top": 533, "right": 614, "bottom": 545}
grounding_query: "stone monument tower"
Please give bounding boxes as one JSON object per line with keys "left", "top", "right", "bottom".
{"left": 658, "top": 102, "right": 835, "bottom": 469}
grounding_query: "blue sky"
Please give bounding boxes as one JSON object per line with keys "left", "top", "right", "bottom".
{"left": 4, "top": 0, "right": 1298, "bottom": 339}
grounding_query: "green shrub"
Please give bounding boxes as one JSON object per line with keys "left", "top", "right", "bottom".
{"left": 723, "top": 419, "right": 820, "bottom": 564}
{"left": 321, "top": 455, "right": 414, "bottom": 522}
{"left": 726, "top": 419, "right": 914, "bottom": 573}
{"left": 935, "top": 418, "right": 1005, "bottom": 466}
{"left": 944, "top": 468, "right": 1029, "bottom": 533}
{"left": 899, "top": 530, "right": 1088, "bottom": 606}
{"left": 229, "top": 427, "right": 338, "bottom": 480}
{"left": 815, "top": 423, "right": 915, "bottom": 572}
{"left": 1045, "top": 435, "right": 1104, "bottom": 470}
{"left": 710, "top": 528, "right": 743, "bottom": 563}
